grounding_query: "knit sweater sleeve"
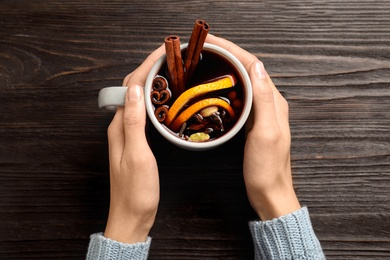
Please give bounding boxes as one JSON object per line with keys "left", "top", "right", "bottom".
{"left": 86, "top": 233, "right": 151, "bottom": 260}
{"left": 249, "top": 207, "right": 325, "bottom": 260}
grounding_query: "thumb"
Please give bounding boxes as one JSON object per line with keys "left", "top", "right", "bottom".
{"left": 249, "top": 61, "right": 277, "bottom": 129}
{"left": 123, "top": 84, "right": 147, "bottom": 146}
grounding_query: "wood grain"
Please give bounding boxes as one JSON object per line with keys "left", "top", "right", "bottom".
{"left": 1, "top": 0, "right": 389, "bottom": 259}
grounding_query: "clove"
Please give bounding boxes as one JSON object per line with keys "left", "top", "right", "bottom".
{"left": 210, "top": 112, "right": 224, "bottom": 131}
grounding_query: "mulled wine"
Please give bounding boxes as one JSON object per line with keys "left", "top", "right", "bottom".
{"left": 151, "top": 49, "right": 245, "bottom": 142}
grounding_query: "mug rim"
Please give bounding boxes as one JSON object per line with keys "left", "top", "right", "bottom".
{"left": 145, "top": 42, "right": 252, "bottom": 151}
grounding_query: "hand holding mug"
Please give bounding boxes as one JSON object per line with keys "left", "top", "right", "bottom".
{"left": 206, "top": 35, "right": 301, "bottom": 220}
{"left": 103, "top": 45, "right": 165, "bottom": 243}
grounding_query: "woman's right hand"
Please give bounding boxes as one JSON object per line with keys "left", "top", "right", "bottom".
{"left": 206, "top": 35, "right": 301, "bottom": 220}
{"left": 103, "top": 44, "right": 165, "bottom": 243}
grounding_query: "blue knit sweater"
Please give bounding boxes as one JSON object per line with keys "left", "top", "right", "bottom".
{"left": 87, "top": 207, "right": 325, "bottom": 259}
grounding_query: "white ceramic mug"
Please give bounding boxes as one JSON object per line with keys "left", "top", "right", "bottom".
{"left": 98, "top": 43, "right": 252, "bottom": 151}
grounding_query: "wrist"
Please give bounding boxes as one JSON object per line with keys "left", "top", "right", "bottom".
{"left": 104, "top": 209, "right": 155, "bottom": 244}
{"left": 251, "top": 187, "right": 301, "bottom": 221}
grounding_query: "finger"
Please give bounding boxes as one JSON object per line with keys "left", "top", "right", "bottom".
{"left": 206, "top": 35, "right": 284, "bottom": 99}
{"left": 207, "top": 35, "right": 289, "bottom": 130}
{"left": 122, "top": 72, "right": 134, "bottom": 86}
{"left": 245, "top": 107, "right": 255, "bottom": 136}
{"left": 107, "top": 106, "right": 125, "bottom": 165}
{"left": 107, "top": 44, "right": 165, "bottom": 166}
{"left": 106, "top": 71, "right": 134, "bottom": 165}
{"left": 124, "top": 44, "right": 166, "bottom": 87}
{"left": 123, "top": 84, "right": 147, "bottom": 150}
{"left": 249, "top": 61, "right": 278, "bottom": 128}
{"left": 206, "top": 34, "right": 258, "bottom": 72}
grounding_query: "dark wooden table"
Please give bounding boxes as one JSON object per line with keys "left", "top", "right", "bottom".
{"left": 1, "top": 1, "right": 389, "bottom": 259}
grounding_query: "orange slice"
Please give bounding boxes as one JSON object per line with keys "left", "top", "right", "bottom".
{"left": 165, "top": 75, "right": 236, "bottom": 126}
{"left": 169, "top": 98, "right": 235, "bottom": 132}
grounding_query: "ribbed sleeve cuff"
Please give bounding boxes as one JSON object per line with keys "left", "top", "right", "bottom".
{"left": 249, "top": 207, "right": 325, "bottom": 260}
{"left": 86, "top": 233, "right": 151, "bottom": 260}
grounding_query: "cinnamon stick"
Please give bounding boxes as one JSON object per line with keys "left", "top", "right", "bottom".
{"left": 155, "top": 106, "right": 169, "bottom": 123}
{"left": 165, "top": 35, "right": 185, "bottom": 99}
{"left": 184, "top": 19, "right": 210, "bottom": 84}
{"left": 151, "top": 76, "right": 171, "bottom": 105}
{"left": 151, "top": 89, "right": 170, "bottom": 105}
{"left": 152, "top": 75, "right": 169, "bottom": 92}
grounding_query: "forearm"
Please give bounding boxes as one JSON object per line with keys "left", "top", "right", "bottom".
{"left": 86, "top": 233, "right": 151, "bottom": 260}
{"left": 249, "top": 207, "right": 325, "bottom": 260}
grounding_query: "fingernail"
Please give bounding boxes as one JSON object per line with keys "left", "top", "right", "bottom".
{"left": 128, "top": 85, "right": 142, "bottom": 102}
{"left": 254, "top": 61, "right": 267, "bottom": 79}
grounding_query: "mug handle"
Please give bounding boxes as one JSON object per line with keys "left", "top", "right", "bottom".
{"left": 98, "top": 86, "right": 128, "bottom": 112}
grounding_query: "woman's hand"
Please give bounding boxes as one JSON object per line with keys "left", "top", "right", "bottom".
{"left": 206, "top": 35, "right": 301, "bottom": 220}
{"left": 103, "top": 45, "right": 165, "bottom": 243}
